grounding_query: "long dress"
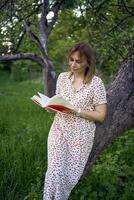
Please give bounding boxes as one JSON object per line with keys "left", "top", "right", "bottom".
{"left": 43, "top": 72, "right": 107, "bottom": 200}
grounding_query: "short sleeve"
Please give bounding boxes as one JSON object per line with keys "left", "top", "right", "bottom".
{"left": 55, "top": 73, "right": 62, "bottom": 95}
{"left": 93, "top": 77, "right": 107, "bottom": 105}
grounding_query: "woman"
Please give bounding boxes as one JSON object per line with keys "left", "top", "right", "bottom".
{"left": 43, "top": 42, "right": 107, "bottom": 200}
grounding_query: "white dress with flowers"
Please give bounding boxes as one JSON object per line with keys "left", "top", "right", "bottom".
{"left": 43, "top": 72, "right": 107, "bottom": 200}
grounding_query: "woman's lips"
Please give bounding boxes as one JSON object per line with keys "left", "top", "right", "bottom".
{"left": 71, "top": 67, "right": 78, "bottom": 70}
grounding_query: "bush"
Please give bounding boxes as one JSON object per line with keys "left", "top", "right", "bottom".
{"left": 11, "top": 60, "right": 41, "bottom": 81}
{"left": 69, "top": 130, "right": 134, "bottom": 200}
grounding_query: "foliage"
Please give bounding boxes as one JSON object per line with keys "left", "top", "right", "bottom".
{"left": 10, "top": 60, "right": 41, "bottom": 81}
{"left": 0, "top": 0, "right": 42, "bottom": 57}
{"left": 48, "top": 0, "right": 134, "bottom": 80}
{"left": 0, "top": 60, "right": 13, "bottom": 71}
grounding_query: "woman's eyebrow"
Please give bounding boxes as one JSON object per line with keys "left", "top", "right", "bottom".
{"left": 70, "top": 57, "right": 81, "bottom": 62}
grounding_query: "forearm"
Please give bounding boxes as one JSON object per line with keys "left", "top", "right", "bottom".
{"left": 74, "top": 108, "right": 105, "bottom": 123}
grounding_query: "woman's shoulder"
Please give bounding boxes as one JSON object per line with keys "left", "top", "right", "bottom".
{"left": 58, "top": 71, "right": 70, "bottom": 79}
{"left": 92, "top": 75, "right": 104, "bottom": 84}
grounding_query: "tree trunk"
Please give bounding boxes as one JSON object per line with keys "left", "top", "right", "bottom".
{"left": 83, "top": 47, "right": 134, "bottom": 176}
{"left": 42, "top": 58, "right": 57, "bottom": 97}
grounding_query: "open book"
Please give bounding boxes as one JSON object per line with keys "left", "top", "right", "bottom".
{"left": 31, "top": 92, "right": 74, "bottom": 113}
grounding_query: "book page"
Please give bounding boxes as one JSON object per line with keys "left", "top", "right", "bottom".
{"left": 31, "top": 95, "right": 42, "bottom": 107}
{"left": 47, "top": 95, "right": 74, "bottom": 110}
{"left": 38, "top": 92, "right": 50, "bottom": 106}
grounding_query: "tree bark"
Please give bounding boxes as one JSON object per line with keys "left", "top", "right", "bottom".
{"left": 0, "top": 53, "right": 44, "bottom": 66}
{"left": 83, "top": 47, "right": 134, "bottom": 176}
{"left": 42, "top": 58, "right": 57, "bottom": 97}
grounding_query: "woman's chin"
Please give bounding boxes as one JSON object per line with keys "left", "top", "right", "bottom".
{"left": 71, "top": 68, "right": 78, "bottom": 72}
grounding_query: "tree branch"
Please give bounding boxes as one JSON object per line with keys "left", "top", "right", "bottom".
{"left": 38, "top": 0, "right": 49, "bottom": 34}
{"left": 86, "top": 0, "right": 93, "bottom": 8}
{"left": 0, "top": 53, "right": 44, "bottom": 66}
{"left": 122, "top": 0, "right": 134, "bottom": 16}
{"left": 105, "top": 15, "right": 132, "bottom": 35}
{"left": 36, "top": 0, "right": 50, "bottom": 55}
{"left": 95, "top": 0, "right": 110, "bottom": 12}
{"left": 42, "top": 0, "right": 49, "bottom": 22}
{"left": 13, "top": 30, "right": 26, "bottom": 53}
{"left": 24, "top": 20, "right": 47, "bottom": 57}
{"left": 110, "top": 3, "right": 134, "bottom": 9}
{"left": 0, "top": 0, "right": 10, "bottom": 10}
{"left": 46, "top": 0, "right": 65, "bottom": 36}
{"left": 36, "top": 0, "right": 65, "bottom": 56}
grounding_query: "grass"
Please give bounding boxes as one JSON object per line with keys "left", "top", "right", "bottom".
{"left": 0, "top": 70, "right": 134, "bottom": 200}
{"left": 0, "top": 71, "right": 54, "bottom": 199}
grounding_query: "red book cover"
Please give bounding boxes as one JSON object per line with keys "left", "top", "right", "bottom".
{"left": 47, "top": 105, "right": 72, "bottom": 112}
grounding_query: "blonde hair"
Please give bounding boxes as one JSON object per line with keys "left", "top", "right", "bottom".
{"left": 68, "top": 42, "right": 96, "bottom": 84}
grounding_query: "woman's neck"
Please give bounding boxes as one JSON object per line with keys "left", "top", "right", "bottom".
{"left": 73, "top": 72, "right": 85, "bottom": 82}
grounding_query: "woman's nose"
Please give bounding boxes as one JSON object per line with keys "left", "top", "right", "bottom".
{"left": 72, "top": 61, "right": 76, "bottom": 66}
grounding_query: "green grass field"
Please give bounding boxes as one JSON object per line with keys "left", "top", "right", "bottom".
{"left": 0, "top": 71, "right": 54, "bottom": 199}
{"left": 0, "top": 71, "right": 134, "bottom": 200}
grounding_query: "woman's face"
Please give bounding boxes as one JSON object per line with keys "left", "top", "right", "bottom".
{"left": 69, "top": 51, "right": 88, "bottom": 74}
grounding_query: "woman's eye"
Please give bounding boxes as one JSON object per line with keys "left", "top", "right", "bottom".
{"left": 70, "top": 58, "right": 74, "bottom": 62}
{"left": 77, "top": 61, "right": 82, "bottom": 64}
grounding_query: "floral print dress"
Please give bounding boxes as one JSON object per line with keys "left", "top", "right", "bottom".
{"left": 43, "top": 72, "right": 107, "bottom": 200}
